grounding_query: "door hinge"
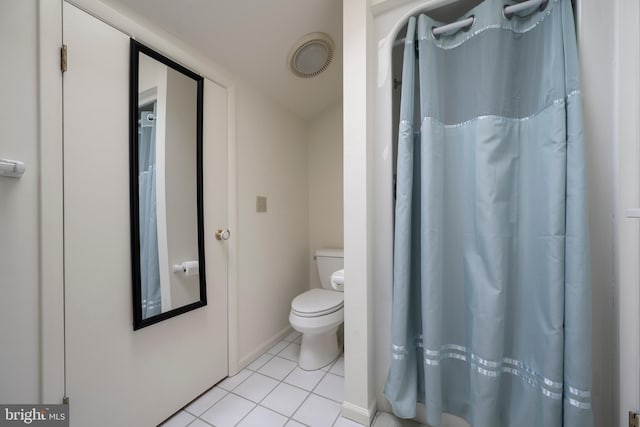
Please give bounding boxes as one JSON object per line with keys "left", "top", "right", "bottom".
{"left": 60, "top": 45, "right": 67, "bottom": 73}
{"left": 630, "top": 411, "right": 639, "bottom": 427}
{"left": 62, "top": 396, "right": 69, "bottom": 405}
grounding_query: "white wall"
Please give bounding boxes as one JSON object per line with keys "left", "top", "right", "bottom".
{"left": 236, "top": 82, "right": 309, "bottom": 366}
{"left": 0, "top": 0, "right": 41, "bottom": 404}
{"left": 363, "top": 1, "right": 617, "bottom": 426}
{"left": 343, "top": 0, "right": 378, "bottom": 423}
{"left": 308, "top": 102, "right": 344, "bottom": 289}
{"left": 575, "top": 2, "right": 616, "bottom": 426}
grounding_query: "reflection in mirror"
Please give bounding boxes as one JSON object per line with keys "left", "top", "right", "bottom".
{"left": 130, "top": 40, "right": 206, "bottom": 330}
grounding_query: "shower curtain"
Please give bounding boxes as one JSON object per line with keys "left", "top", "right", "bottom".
{"left": 138, "top": 105, "right": 162, "bottom": 318}
{"left": 384, "top": 1, "right": 592, "bottom": 426}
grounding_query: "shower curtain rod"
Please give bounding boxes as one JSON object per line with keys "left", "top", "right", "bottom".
{"left": 392, "top": 0, "right": 547, "bottom": 47}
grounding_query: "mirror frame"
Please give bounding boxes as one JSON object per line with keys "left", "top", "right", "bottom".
{"left": 129, "top": 39, "right": 206, "bottom": 330}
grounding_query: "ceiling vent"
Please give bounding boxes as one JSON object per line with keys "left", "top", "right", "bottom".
{"left": 288, "top": 32, "right": 335, "bottom": 78}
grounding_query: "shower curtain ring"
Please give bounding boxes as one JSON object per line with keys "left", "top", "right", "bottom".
{"left": 431, "top": 26, "right": 441, "bottom": 40}
{"left": 463, "top": 15, "right": 476, "bottom": 32}
{"left": 431, "top": 15, "right": 475, "bottom": 40}
{"left": 502, "top": 4, "right": 512, "bottom": 20}
{"left": 503, "top": 0, "right": 549, "bottom": 20}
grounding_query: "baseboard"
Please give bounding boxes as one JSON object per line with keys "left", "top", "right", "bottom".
{"left": 342, "top": 399, "right": 377, "bottom": 426}
{"left": 236, "top": 325, "right": 293, "bottom": 372}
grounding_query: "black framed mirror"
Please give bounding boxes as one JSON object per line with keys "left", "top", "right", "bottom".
{"left": 129, "top": 39, "right": 206, "bottom": 330}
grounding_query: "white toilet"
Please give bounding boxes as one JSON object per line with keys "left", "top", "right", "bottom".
{"left": 289, "top": 249, "right": 344, "bottom": 370}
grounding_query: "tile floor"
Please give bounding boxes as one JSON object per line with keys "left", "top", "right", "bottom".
{"left": 161, "top": 331, "right": 362, "bottom": 427}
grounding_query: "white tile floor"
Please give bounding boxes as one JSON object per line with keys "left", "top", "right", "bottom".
{"left": 161, "top": 331, "right": 364, "bottom": 427}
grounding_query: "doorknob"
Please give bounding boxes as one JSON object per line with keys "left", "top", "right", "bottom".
{"left": 215, "top": 229, "right": 231, "bottom": 241}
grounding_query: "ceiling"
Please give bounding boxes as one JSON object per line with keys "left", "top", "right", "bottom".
{"left": 100, "top": 0, "right": 343, "bottom": 120}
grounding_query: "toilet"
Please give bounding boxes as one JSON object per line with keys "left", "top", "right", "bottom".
{"left": 289, "top": 249, "right": 344, "bottom": 370}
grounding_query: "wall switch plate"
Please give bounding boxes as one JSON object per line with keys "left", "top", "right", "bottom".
{"left": 256, "top": 196, "right": 267, "bottom": 212}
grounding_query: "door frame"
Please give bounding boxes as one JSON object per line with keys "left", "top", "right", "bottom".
{"left": 616, "top": 0, "right": 640, "bottom": 425}
{"left": 38, "top": 0, "right": 241, "bottom": 405}
{"left": 38, "top": 0, "right": 66, "bottom": 403}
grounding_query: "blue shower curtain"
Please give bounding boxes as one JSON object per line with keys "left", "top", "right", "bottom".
{"left": 138, "top": 105, "right": 162, "bottom": 319}
{"left": 384, "top": 1, "right": 592, "bottom": 426}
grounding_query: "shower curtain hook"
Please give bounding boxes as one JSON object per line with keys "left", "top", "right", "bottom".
{"left": 431, "top": 15, "right": 476, "bottom": 40}
{"left": 503, "top": 0, "right": 549, "bottom": 20}
{"left": 463, "top": 15, "right": 476, "bottom": 32}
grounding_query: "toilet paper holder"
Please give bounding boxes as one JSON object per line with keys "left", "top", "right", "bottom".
{"left": 172, "top": 260, "right": 199, "bottom": 276}
{"left": 0, "top": 159, "right": 25, "bottom": 178}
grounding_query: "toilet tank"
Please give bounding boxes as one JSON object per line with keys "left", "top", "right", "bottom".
{"left": 315, "top": 248, "right": 344, "bottom": 290}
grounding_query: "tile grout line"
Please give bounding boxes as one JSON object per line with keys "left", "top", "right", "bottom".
{"left": 330, "top": 407, "right": 343, "bottom": 427}
{"left": 309, "top": 359, "right": 347, "bottom": 404}
{"left": 229, "top": 395, "right": 257, "bottom": 427}
{"left": 254, "top": 355, "right": 344, "bottom": 423}
{"left": 284, "top": 371, "right": 327, "bottom": 424}
{"left": 191, "top": 362, "right": 345, "bottom": 427}
{"left": 165, "top": 335, "right": 293, "bottom": 425}
{"left": 312, "top": 371, "right": 346, "bottom": 403}
{"left": 255, "top": 373, "right": 310, "bottom": 419}
{"left": 218, "top": 369, "right": 256, "bottom": 392}
{"left": 216, "top": 363, "right": 303, "bottom": 426}
{"left": 240, "top": 367, "right": 302, "bottom": 423}
{"left": 190, "top": 415, "right": 215, "bottom": 427}
{"left": 254, "top": 369, "right": 304, "bottom": 425}
{"left": 225, "top": 363, "right": 307, "bottom": 427}
{"left": 287, "top": 383, "right": 317, "bottom": 426}
{"left": 185, "top": 335, "right": 346, "bottom": 427}
{"left": 271, "top": 375, "right": 314, "bottom": 424}
{"left": 284, "top": 359, "right": 343, "bottom": 426}
{"left": 195, "top": 373, "right": 256, "bottom": 425}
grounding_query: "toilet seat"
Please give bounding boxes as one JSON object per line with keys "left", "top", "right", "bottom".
{"left": 291, "top": 289, "right": 343, "bottom": 318}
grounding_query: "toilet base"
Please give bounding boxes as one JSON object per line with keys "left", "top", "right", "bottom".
{"left": 298, "top": 326, "right": 341, "bottom": 370}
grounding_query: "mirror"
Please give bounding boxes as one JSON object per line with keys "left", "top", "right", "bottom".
{"left": 129, "top": 39, "right": 206, "bottom": 330}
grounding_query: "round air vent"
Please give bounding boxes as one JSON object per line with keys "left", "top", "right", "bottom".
{"left": 288, "top": 32, "right": 335, "bottom": 78}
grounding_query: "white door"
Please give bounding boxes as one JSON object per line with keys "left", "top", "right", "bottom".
{"left": 63, "top": 3, "right": 228, "bottom": 426}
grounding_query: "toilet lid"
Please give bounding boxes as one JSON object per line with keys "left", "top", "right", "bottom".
{"left": 291, "top": 289, "right": 344, "bottom": 316}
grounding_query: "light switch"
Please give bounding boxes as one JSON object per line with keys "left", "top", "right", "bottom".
{"left": 256, "top": 196, "right": 267, "bottom": 212}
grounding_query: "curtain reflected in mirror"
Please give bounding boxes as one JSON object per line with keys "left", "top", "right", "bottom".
{"left": 130, "top": 40, "right": 206, "bottom": 330}
{"left": 138, "top": 103, "right": 161, "bottom": 318}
